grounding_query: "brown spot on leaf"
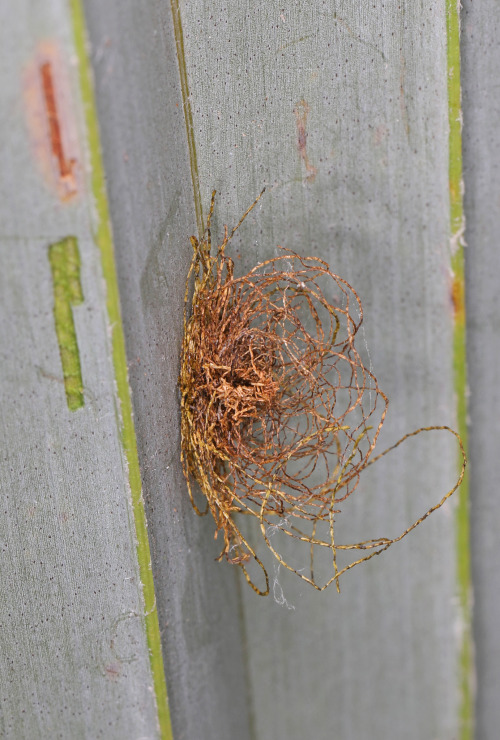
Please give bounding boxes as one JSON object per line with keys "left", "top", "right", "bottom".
{"left": 104, "top": 662, "right": 122, "bottom": 680}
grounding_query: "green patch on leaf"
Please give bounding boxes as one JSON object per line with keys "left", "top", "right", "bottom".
{"left": 48, "top": 236, "right": 84, "bottom": 411}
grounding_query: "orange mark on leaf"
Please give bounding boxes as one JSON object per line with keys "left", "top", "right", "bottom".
{"left": 293, "top": 99, "right": 317, "bottom": 183}
{"left": 451, "top": 273, "right": 465, "bottom": 324}
{"left": 23, "top": 42, "right": 80, "bottom": 201}
{"left": 40, "top": 62, "right": 76, "bottom": 185}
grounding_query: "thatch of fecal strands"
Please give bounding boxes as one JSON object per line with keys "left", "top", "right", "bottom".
{"left": 179, "top": 191, "right": 466, "bottom": 596}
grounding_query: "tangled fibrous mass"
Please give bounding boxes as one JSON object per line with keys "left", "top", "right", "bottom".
{"left": 179, "top": 191, "right": 466, "bottom": 595}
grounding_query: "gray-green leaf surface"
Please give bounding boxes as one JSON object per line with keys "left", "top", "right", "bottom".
{"left": 83, "top": 2, "right": 471, "bottom": 739}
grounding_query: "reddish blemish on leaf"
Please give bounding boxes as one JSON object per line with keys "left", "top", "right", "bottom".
{"left": 451, "top": 273, "right": 465, "bottom": 324}
{"left": 40, "top": 61, "right": 77, "bottom": 188}
{"left": 23, "top": 42, "right": 80, "bottom": 201}
{"left": 293, "top": 99, "right": 317, "bottom": 183}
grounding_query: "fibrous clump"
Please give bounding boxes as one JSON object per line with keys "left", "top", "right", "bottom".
{"left": 179, "top": 191, "right": 466, "bottom": 595}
